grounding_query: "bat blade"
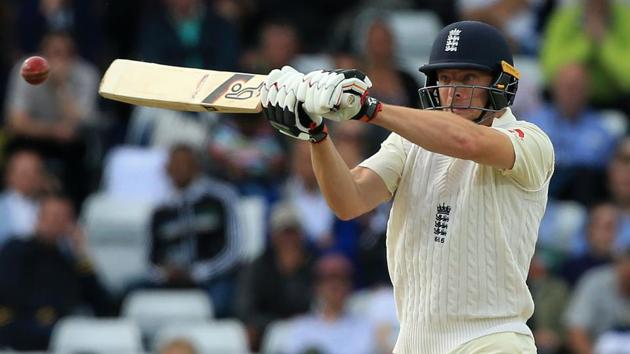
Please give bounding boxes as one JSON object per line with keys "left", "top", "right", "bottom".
{"left": 98, "top": 59, "right": 266, "bottom": 113}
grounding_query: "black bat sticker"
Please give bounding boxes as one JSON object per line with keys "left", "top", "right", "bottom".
{"left": 203, "top": 74, "right": 262, "bottom": 104}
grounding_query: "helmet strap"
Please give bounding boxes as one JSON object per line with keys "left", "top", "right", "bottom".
{"left": 473, "top": 111, "right": 492, "bottom": 125}
{"left": 473, "top": 98, "right": 494, "bottom": 125}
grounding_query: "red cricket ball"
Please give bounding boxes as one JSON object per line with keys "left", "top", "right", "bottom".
{"left": 21, "top": 56, "right": 50, "bottom": 85}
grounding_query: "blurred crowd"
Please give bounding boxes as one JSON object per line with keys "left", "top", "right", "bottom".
{"left": 0, "top": 0, "right": 629, "bottom": 353}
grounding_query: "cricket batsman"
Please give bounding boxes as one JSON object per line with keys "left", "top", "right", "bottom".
{"left": 261, "top": 21, "right": 554, "bottom": 353}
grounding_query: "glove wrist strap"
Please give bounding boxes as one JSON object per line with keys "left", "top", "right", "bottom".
{"left": 353, "top": 93, "right": 383, "bottom": 123}
{"left": 308, "top": 123, "right": 328, "bottom": 143}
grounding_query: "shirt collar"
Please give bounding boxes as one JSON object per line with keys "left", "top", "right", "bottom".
{"left": 491, "top": 108, "right": 517, "bottom": 128}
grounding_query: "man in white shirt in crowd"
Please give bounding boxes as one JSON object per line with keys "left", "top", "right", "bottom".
{"left": 564, "top": 247, "right": 630, "bottom": 354}
{"left": 0, "top": 150, "right": 48, "bottom": 246}
{"left": 280, "top": 253, "right": 376, "bottom": 354}
{"left": 260, "top": 21, "right": 554, "bottom": 353}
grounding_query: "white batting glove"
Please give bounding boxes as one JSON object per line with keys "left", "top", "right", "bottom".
{"left": 297, "top": 69, "right": 382, "bottom": 122}
{"left": 261, "top": 66, "right": 328, "bottom": 143}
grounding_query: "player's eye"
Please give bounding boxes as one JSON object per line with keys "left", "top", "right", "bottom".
{"left": 438, "top": 75, "right": 450, "bottom": 84}
{"left": 464, "top": 74, "right": 477, "bottom": 83}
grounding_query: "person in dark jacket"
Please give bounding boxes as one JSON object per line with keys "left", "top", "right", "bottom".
{"left": 0, "top": 194, "right": 114, "bottom": 351}
{"left": 147, "top": 144, "right": 242, "bottom": 318}
{"left": 135, "top": 0, "right": 239, "bottom": 70}
{"left": 236, "top": 202, "right": 315, "bottom": 352}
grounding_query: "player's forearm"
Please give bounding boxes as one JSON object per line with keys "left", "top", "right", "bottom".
{"left": 310, "top": 139, "right": 368, "bottom": 220}
{"left": 371, "top": 104, "right": 484, "bottom": 160}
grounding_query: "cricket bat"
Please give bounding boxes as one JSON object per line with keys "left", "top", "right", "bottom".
{"left": 98, "top": 59, "right": 266, "bottom": 113}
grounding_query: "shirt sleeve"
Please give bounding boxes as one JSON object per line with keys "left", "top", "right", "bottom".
{"left": 492, "top": 123, "right": 555, "bottom": 191}
{"left": 358, "top": 133, "right": 407, "bottom": 195}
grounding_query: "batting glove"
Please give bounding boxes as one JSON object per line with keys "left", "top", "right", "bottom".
{"left": 261, "top": 66, "right": 328, "bottom": 143}
{"left": 297, "top": 69, "right": 383, "bottom": 123}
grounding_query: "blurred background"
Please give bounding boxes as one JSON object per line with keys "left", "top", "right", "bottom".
{"left": 0, "top": 0, "right": 629, "bottom": 353}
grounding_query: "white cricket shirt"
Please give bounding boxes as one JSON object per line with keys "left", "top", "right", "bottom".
{"left": 359, "top": 108, "right": 554, "bottom": 354}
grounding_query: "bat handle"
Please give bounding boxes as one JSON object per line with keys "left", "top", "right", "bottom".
{"left": 335, "top": 93, "right": 360, "bottom": 110}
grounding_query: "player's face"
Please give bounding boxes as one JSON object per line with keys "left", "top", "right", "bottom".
{"left": 436, "top": 69, "right": 493, "bottom": 121}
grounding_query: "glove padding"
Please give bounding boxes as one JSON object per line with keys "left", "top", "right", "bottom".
{"left": 297, "top": 69, "right": 382, "bottom": 122}
{"left": 261, "top": 66, "right": 328, "bottom": 143}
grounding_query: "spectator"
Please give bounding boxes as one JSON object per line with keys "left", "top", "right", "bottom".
{"left": 208, "top": 113, "right": 285, "bottom": 197}
{"left": 0, "top": 150, "right": 50, "bottom": 245}
{"left": 158, "top": 338, "right": 198, "bottom": 354}
{"left": 212, "top": 0, "right": 256, "bottom": 27}
{"left": 240, "top": 20, "right": 300, "bottom": 75}
{"left": 103, "top": 0, "right": 150, "bottom": 60}
{"left": 282, "top": 141, "right": 335, "bottom": 251}
{"left": 236, "top": 202, "right": 314, "bottom": 352}
{"left": 360, "top": 18, "right": 421, "bottom": 155}
{"left": 278, "top": 253, "right": 377, "bottom": 354}
{"left": 0, "top": 194, "right": 115, "bottom": 351}
{"left": 457, "top": 0, "right": 545, "bottom": 55}
{"left": 4, "top": 30, "right": 99, "bottom": 208}
{"left": 528, "top": 251, "right": 570, "bottom": 354}
{"left": 540, "top": 0, "right": 630, "bottom": 115}
{"left": 564, "top": 247, "right": 630, "bottom": 354}
{"left": 362, "top": 19, "right": 419, "bottom": 109}
{"left": 526, "top": 63, "right": 619, "bottom": 206}
{"left": 135, "top": 0, "right": 239, "bottom": 70}
{"left": 13, "top": 0, "right": 103, "bottom": 64}
{"left": 560, "top": 203, "right": 619, "bottom": 287}
{"left": 332, "top": 51, "right": 361, "bottom": 72}
{"left": 608, "top": 137, "right": 630, "bottom": 249}
{"left": 355, "top": 202, "right": 391, "bottom": 288}
{"left": 328, "top": 122, "right": 387, "bottom": 268}
{"left": 411, "top": 0, "right": 457, "bottom": 26}
{"left": 246, "top": 0, "right": 355, "bottom": 53}
{"left": 147, "top": 144, "right": 242, "bottom": 318}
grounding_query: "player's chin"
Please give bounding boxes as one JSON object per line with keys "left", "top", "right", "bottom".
{"left": 449, "top": 107, "right": 481, "bottom": 120}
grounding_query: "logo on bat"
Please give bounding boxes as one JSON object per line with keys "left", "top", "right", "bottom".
{"left": 203, "top": 73, "right": 261, "bottom": 106}
{"left": 225, "top": 82, "right": 263, "bottom": 100}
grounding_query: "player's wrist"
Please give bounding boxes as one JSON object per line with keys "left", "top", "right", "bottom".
{"left": 308, "top": 123, "right": 328, "bottom": 143}
{"left": 352, "top": 94, "right": 383, "bottom": 123}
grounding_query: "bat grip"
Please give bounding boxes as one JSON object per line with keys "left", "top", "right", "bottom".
{"left": 334, "top": 93, "right": 360, "bottom": 111}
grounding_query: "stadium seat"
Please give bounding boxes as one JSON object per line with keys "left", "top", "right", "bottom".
{"left": 538, "top": 199, "right": 587, "bottom": 255}
{"left": 122, "top": 289, "right": 214, "bottom": 340}
{"left": 512, "top": 55, "right": 544, "bottom": 117}
{"left": 153, "top": 320, "right": 248, "bottom": 354}
{"left": 386, "top": 10, "right": 442, "bottom": 60}
{"left": 50, "top": 317, "right": 143, "bottom": 354}
{"left": 260, "top": 320, "right": 292, "bottom": 354}
{"left": 601, "top": 109, "right": 629, "bottom": 138}
{"left": 81, "top": 192, "right": 156, "bottom": 294}
{"left": 292, "top": 54, "right": 334, "bottom": 73}
{"left": 127, "top": 106, "right": 215, "bottom": 149}
{"left": 238, "top": 195, "right": 267, "bottom": 263}
{"left": 101, "top": 146, "right": 171, "bottom": 202}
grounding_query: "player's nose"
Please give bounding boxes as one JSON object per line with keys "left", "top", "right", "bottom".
{"left": 445, "top": 85, "right": 465, "bottom": 100}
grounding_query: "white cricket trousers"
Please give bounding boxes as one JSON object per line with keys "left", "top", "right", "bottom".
{"left": 448, "top": 332, "right": 537, "bottom": 354}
